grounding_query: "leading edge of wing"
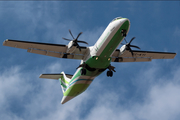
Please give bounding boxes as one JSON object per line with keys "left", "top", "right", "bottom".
{"left": 3, "top": 39, "right": 87, "bottom": 49}
{"left": 131, "top": 50, "right": 176, "bottom": 55}
{"left": 3, "top": 39, "right": 66, "bottom": 47}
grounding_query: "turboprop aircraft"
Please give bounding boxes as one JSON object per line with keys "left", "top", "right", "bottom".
{"left": 3, "top": 17, "right": 176, "bottom": 104}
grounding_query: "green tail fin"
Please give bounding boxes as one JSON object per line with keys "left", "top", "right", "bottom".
{"left": 39, "top": 72, "right": 73, "bottom": 93}
{"left": 59, "top": 72, "right": 72, "bottom": 93}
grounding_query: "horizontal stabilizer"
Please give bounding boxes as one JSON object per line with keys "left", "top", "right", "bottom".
{"left": 39, "top": 73, "right": 73, "bottom": 80}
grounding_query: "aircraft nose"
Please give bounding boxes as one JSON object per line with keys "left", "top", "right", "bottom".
{"left": 118, "top": 18, "right": 130, "bottom": 37}
{"left": 119, "top": 18, "right": 129, "bottom": 24}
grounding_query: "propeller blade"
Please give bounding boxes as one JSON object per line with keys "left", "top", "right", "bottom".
{"left": 76, "top": 32, "right": 82, "bottom": 40}
{"left": 62, "top": 37, "right": 72, "bottom": 41}
{"left": 69, "top": 29, "right": 75, "bottom": 39}
{"left": 77, "top": 40, "right": 88, "bottom": 45}
{"left": 129, "top": 45, "right": 140, "bottom": 49}
{"left": 124, "top": 37, "right": 139, "bottom": 56}
{"left": 76, "top": 44, "right": 81, "bottom": 51}
{"left": 129, "top": 48, "right": 134, "bottom": 56}
{"left": 124, "top": 38, "right": 128, "bottom": 43}
{"left": 126, "top": 45, "right": 130, "bottom": 50}
{"left": 63, "top": 30, "right": 88, "bottom": 52}
{"left": 129, "top": 37, "right": 135, "bottom": 44}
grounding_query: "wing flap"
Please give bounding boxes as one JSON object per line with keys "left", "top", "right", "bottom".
{"left": 27, "top": 48, "right": 84, "bottom": 59}
{"left": 112, "top": 57, "right": 152, "bottom": 62}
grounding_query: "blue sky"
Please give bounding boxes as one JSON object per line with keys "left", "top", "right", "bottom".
{"left": 0, "top": 1, "right": 180, "bottom": 120}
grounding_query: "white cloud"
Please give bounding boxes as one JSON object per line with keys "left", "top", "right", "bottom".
{"left": 139, "top": 83, "right": 180, "bottom": 120}
{"left": 0, "top": 61, "right": 92, "bottom": 120}
{"left": 45, "top": 61, "right": 62, "bottom": 73}
{"left": 0, "top": 66, "right": 30, "bottom": 104}
{"left": 1, "top": 54, "right": 180, "bottom": 120}
{"left": 83, "top": 62, "right": 180, "bottom": 120}
{"left": 0, "top": 66, "right": 32, "bottom": 120}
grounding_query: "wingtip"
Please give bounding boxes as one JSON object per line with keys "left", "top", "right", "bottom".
{"left": 3, "top": 39, "right": 8, "bottom": 46}
{"left": 39, "top": 74, "right": 43, "bottom": 78}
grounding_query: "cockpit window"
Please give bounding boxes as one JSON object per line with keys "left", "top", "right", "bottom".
{"left": 111, "top": 17, "right": 122, "bottom": 23}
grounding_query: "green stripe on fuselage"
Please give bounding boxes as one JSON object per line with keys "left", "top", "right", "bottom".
{"left": 97, "top": 32, "right": 110, "bottom": 51}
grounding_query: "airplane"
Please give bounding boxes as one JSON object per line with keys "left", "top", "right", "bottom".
{"left": 3, "top": 17, "right": 176, "bottom": 104}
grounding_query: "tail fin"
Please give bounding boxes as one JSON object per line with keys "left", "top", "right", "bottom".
{"left": 39, "top": 72, "right": 73, "bottom": 104}
{"left": 59, "top": 72, "right": 72, "bottom": 93}
{"left": 39, "top": 72, "right": 72, "bottom": 93}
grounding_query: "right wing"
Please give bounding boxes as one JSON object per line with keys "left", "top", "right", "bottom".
{"left": 111, "top": 49, "right": 176, "bottom": 62}
{"left": 3, "top": 39, "right": 88, "bottom": 60}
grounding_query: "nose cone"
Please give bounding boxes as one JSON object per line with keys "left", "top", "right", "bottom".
{"left": 117, "top": 18, "right": 130, "bottom": 37}
{"left": 120, "top": 18, "right": 130, "bottom": 24}
{"left": 113, "top": 18, "right": 130, "bottom": 29}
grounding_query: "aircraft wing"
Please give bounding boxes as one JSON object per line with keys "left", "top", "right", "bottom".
{"left": 3, "top": 39, "right": 88, "bottom": 60}
{"left": 111, "top": 49, "right": 176, "bottom": 62}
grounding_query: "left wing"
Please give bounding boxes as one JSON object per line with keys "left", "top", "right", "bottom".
{"left": 3, "top": 39, "right": 88, "bottom": 60}
{"left": 112, "top": 49, "right": 176, "bottom": 62}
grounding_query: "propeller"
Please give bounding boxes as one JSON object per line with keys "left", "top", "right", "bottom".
{"left": 122, "top": 37, "right": 140, "bottom": 56}
{"left": 62, "top": 29, "right": 88, "bottom": 51}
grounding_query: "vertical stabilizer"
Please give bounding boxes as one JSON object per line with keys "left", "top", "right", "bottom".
{"left": 59, "top": 71, "right": 71, "bottom": 93}
{"left": 59, "top": 72, "right": 76, "bottom": 104}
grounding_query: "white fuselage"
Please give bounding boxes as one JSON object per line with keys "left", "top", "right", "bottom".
{"left": 91, "top": 18, "right": 130, "bottom": 57}
{"left": 82, "top": 18, "right": 130, "bottom": 63}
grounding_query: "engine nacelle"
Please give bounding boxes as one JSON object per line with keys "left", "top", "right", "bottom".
{"left": 119, "top": 45, "right": 127, "bottom": 56}
{"left": 66, "top": 41, "right": 77, "bottom": 53}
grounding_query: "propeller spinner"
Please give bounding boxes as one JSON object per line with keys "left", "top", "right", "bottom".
{"left": 62, "top": 30, "right": 88, "bottom": 52}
